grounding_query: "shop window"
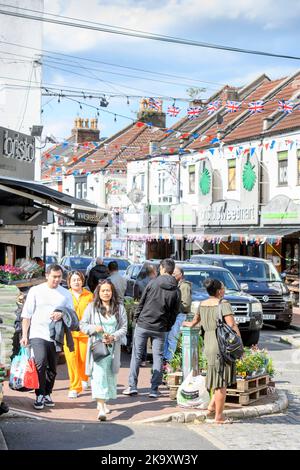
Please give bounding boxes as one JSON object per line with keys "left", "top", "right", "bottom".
{"left": 278, "top": 151, "right": 288, "bottom": 186}
{"left": 75, "top": 177, "right": 87, "bottom": 199}
{"left": 188, "top": 165, "right": 195, "bottom": 193}
{"left": 140, "top": 174, "right": 145, "bottom": 192}
{"left": 228, "top": 159, "right": 236, "bottom": 191}
{"left": 158, "top": 171, "right": 166, "bottom": 195}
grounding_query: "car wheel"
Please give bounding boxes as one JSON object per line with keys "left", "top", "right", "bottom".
{"left": 275, "top": 322, "right": 291, "bottom": 330}
{"left": 241, "top": 330, "right": 260, "bottom": 347}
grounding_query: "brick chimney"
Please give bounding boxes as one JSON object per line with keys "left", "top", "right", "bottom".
{"left": 72, "top": 117, "right": 100, "bottom": 143}
{"left": 137, "top": 98, "right": 166, "bottom": 128}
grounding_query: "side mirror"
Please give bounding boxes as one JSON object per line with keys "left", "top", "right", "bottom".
{"left": 240, "top": 282, "right": 249, "bottom": 291}
{"left": 280, "top": 273, "right": 287, "bottom": 280}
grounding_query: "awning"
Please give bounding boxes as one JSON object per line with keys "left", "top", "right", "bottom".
{"left": 0, "top": 176, "right": 110, "bottom": 226}
{"left": 186, "top": 227, "right": 300, "bottom": 243}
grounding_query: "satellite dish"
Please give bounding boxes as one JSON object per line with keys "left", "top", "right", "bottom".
{"left": 216, "top": 114, "right": 223, "bottom": 125}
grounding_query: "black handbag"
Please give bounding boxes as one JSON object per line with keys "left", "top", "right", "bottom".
{"left": 91, "top": 310, "right": 111, "bottom": 362}
{"left": 216, "top": 301, "right": 244, "bottom": 364}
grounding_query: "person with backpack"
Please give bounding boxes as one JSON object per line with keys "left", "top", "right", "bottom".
{"left": 183, "top": 278, "right": 241, "bottom": 424}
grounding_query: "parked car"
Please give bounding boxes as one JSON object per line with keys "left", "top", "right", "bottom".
{"left": 125, "top": 261, "right": 263, "bottom": 346}
{"left": 125, "top": 260, "right": 161, "bottom": 298}
{"left": 189, "top": 254, "right": 293, "bottom": 329}
{"left": 85, "top": 257, "right": 132, "bottom": 278}
{"left": 45, "top": 255, "right": 58, "bottom": 270}
{"left": 60, "top": 255, "right": 93, "bottom": 284}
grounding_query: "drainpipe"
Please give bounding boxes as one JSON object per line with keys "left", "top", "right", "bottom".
{"left": 259, "top": 137, "right": 264, "bottom": 259}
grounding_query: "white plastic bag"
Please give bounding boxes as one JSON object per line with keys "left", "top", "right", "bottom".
{"left": 177, "top": 370, "right": 210, "bottom": 409}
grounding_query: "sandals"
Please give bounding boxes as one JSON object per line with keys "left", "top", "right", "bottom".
{"left": 206, "top": 417, "right": 233, "bottom": 424}
{"left": 204, "top": 407, "right": 216, "bottom": 417}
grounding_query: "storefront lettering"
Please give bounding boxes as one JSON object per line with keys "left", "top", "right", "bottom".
{"left": 199, "top": 204, "right": 256, "bottom": 223}
{"left": 2, "top": 130, "right": 35, "bottom": 162}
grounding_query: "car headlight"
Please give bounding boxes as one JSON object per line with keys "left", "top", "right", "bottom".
{"left": 251, "top": 302, "right": 262, "bottom": 313}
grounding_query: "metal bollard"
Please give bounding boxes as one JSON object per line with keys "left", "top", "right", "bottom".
{"left": 180, "top": 321, "right": 200, "bottom": 380}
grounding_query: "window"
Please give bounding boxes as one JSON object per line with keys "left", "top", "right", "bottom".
{"left": 188, "top": 165, "right": 195, "bottom": 193}
{"left": 278, "top": 151, "right": 288, "bottom": 186}
{"left": 228, "top": 159, "right": 236, "bottom": 190}
{"left": 158, "top": 171, "right": 166, "bottom": 195}
{"left": 140, "top": 174, "right": 145, "bottom": 191}
{"left": 297, "top": 149, "right": 300, "bottom": 185}
{"left": 75, "top": 177, "right": 87, "bottom": 199}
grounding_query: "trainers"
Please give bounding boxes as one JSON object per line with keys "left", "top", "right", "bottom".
{"left": 82, "top": 380, "right": 90, "bottom": 391}
{"left": 122, "top": 387, "right": 138, "bottom": 396}
{"left": 149, "top": 390, "right": 160, "bottom": 398}
{"left": 33, "top": 395, "right": 44, "bottom": 410}
{"left": 44, "top": 394, "right": 55, "bottom": 407}
{"left": 68, "top": 390, "right": 78, "bottom": 399}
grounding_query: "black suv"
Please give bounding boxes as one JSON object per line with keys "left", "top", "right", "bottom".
{"left": 190, "top": 254, "right": 293, "bottom": 329}
{"left": 126, "top": 261, "right": 263, "bottom": 346}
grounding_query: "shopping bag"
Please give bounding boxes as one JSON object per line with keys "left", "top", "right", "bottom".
{"left": 9, "top": 347, "right": 30, "bottom": 391}
{"left": 177, "top": 370, "right": 210, "bottom": 409}
{"left": 23, "top": 357, "right": 39, "bottom": 390}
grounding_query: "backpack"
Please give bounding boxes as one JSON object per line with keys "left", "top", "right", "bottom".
{"left": 216, "top": 301, "right": 244, "bottom": 364}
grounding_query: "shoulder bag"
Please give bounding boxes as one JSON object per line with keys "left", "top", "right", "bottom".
{"left": 90, "top": 309, "right": 111, "bottom": 362}
{"left": 216, "top": 301, "right": 244, "bottom": 364}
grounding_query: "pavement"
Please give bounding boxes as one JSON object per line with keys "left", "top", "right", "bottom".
{"left": 291, "top": 307, "right": 300, "bottom": 330}
{"left": 1, "top": 328, "right": 298, "bottom": 451}
{"left": 1, "top": 349, "right": 288, "bottom": 426}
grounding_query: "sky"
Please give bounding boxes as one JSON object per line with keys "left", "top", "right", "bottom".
{"left": 33, "top": 0, "right": 300, "bottom": 142}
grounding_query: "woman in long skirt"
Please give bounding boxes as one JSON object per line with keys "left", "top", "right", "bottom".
{"left": 80, "top": 280, "right": 127, "bottom": 420}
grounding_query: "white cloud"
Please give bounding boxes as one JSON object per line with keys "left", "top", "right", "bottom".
{"left": 43, "top": 0, "right": 300, "bottom": 53}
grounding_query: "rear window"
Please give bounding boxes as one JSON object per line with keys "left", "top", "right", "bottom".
{"left": 103, "top": 259, "right": 130, "bottom": 270}
{"left": 70, "top": 258, "right": 92, "bottom": 269}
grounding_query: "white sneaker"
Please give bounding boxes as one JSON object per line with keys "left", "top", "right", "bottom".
{"left": 68, "top": 390, "right": 78, "bottom": 399}
{"left": 82, "top": 381, "right": 90, "bottom": 391}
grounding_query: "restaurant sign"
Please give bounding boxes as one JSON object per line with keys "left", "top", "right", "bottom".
{"left": 0, "top": 126, "right": 35, "bottom": 179}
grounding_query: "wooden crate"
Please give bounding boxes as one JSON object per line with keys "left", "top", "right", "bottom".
{"left": 230, "top": 374, "right": 270, "bottom": 392}
{"left": 169, "top": 385, "right": 179, "bottom": 400}
{"left": 226, "top": 385, "right": 268, "bottom": 405}
{"left": 166, "top": 372, "right": 183, "bottom": 387}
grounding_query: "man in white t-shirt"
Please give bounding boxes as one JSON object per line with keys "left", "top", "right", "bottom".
{"left": 21, "top": 264, "right": 73, "bottom": 410}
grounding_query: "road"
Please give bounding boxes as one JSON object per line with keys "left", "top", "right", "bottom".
{"left": 0, "top": 326, "right": 299, "bottom": 450}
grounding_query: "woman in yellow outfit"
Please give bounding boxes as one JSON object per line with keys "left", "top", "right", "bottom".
{"left": 64, "top": 271, "right": 93, "bottom": 398}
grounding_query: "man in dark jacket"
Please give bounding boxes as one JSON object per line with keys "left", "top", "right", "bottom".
{"left": 123, "top": 258, "right": 180, "bottom": 398}
{"left": 87, "top": 257, "right": 109, "bottom": 292}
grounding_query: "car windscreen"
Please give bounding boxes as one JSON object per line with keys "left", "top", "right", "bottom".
{"left": 70, "top": 258, "right": 92, "bottom": 269}
{"left": 184, "top": 269, "right": 240, "bottom": 291}
{"left": 222, "top": 259, "right": 281, "bottom": 282}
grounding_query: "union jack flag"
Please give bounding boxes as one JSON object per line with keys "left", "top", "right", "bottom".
{"left": 226, "top": 100, "right": 241, "bottom": 113}
{"left": 148, "top": 97, "right": 162, "bottom": 111}
{"left": 187, "top": 106, "right": 203, "bottom": 119}
{"left": 248, "top": 100, "right": 264, "bottom": 114}
{"left": 278, "top": 100, "right": 294, "bottom": 114}
{"left": 167, "top": 105, "right": 180, "bottom": 117}
{"left": 207, "top": 100, "right": 221, "bottom": 115}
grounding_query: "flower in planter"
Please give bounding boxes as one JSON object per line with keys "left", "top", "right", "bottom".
{"left": 236, "top": 347, "right": 275, "bottom": 378}
{"left": 0, "top": 265, "right": 25, "bottom": 281}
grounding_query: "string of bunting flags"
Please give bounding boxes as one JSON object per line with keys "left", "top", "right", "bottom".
{"left": 166, "top": 98, "right": 298, "bottom": 118}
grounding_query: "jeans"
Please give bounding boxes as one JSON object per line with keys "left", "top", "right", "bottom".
{"left": 128, "top": 325, "right": 166, "bottom": 392}
{"left": 163, "top": 313, "right": 186, "bottom": 362}
{"left": 30, "top": 338, "right": 58, "bottom": 396}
